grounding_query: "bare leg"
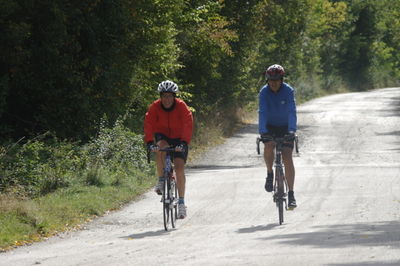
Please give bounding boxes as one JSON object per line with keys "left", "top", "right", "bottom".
{"left": 282, "top": 147, "right": 295, "bottom": 191}
{"left": 263, "top": 142, "right": 275, "bottom": 172}
{"left": 173, "top": 158, "right": 186, "bottom": 198}
{"left": 155, "top": 140, "right": 168, "bottom": 178}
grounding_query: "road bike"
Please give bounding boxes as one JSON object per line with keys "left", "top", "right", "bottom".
{"left": 148, "top": 147, "right": 179, "bottom": 231}
{"left": 256, "top": 134, "right": 299, "bottom": 225}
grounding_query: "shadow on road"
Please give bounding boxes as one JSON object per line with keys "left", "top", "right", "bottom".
{"left": 236, "top": 223, "right": 280, "bottom": 234}
{"left": 375, "top": 130, "right": 400, "bottom": 137}
{"left": 188, "top": 164, "right": 257, "bottom": 171}
{"left": 375, "top": 95, "right": 400, "bottom": 118}
{"left": 258, "top": 220, "right": 400, "bottom": 249}
{"left": 327, "top": 261, "right": 400, "bottom": 266}
{"left": 121, "top": 229, "right": 170, "bottom": 240}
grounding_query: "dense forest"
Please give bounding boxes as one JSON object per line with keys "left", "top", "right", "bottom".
{"left": 0, "top": 0, "right": 399, "bottom": 197}
{"left": 1, "top": 0, "right": 399, "bottom": 142}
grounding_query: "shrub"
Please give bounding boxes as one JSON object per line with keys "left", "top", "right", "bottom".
{"left": 0, "top": 119, "right": 152, "bottom": 198}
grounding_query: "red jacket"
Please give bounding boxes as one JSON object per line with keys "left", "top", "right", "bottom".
{"left": 144, "top": 98, "right": 193, "bottom": 144}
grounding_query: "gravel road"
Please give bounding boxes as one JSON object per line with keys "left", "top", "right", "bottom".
{"left": 1, "top": 87, "right": 400, "bottom": 266}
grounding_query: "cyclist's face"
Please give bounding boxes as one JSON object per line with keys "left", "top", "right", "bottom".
{"left": 161, "top": 92, "right": 175, "bottom": 108}
{"left": 268, "top": 79, "right": 282, "bottom": 92}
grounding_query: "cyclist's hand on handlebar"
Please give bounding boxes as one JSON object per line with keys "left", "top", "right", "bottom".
{"left": 175, "top": 141, "right": 187, "bottom": 152}
{"left": 284, "top": 131, "right": 296, "bottom": 142}
{"left": 147, "top": 142, "right": 159, "bottom": 152}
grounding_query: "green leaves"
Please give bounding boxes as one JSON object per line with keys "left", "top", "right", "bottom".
{"left": 1, "top": 0, "right": 399, "bottom": 143}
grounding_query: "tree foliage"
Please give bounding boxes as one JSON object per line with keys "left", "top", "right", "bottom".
{"left": 0, "top": 0, "right": 399, "bottom": 142}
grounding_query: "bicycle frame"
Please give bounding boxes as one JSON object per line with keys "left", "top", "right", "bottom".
{"left": 161, "top": 147, "right": 179, "bottom": 231}
{"left": 147, "top": 146, "right": 178, "bottom": 231}
{"left": 271, "top": 137, "right": 288, "bottom": 225}
{"left": 257, "top": 135, "right": 298, "bottom": 225}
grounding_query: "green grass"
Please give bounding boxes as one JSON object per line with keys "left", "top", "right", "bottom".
{"left": 0, "top": 212, "right": 37, "bottom": 247}
{"left": 0, "top": 172, "right": 154, "bottom": 251}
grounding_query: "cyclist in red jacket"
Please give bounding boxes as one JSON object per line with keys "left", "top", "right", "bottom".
{"left": 144, "top": 80, "right": 193, "bottom": 219}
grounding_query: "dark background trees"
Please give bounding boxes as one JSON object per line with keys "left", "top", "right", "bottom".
{"left": 1, "top": 0, "right": 399, "bottom": 142}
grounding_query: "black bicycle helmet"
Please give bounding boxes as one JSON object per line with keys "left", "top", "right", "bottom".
{"left": 157, "top": 80, "right": 179, "bottom": 93}
{"left": 265, "top": 64, "right": 285, "bottom": 80}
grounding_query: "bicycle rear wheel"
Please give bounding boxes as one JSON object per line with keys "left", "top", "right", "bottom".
{"left": 163, "top": 179, "right": 170, "bottom": 231}
{"left": 277, "top": 169, "right": 285, "bottom": 225}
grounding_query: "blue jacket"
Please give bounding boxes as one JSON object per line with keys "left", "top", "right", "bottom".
{"left": 258, "top": 82, "right": 297, "bottom": 134}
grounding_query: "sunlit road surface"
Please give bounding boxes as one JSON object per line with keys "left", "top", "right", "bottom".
{"left": 1, "top": 88, "right": 400, "bottom": 266}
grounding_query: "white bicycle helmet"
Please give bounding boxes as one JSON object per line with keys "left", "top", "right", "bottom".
{"left": 157, "top": 80, "right": 179, "bottom": 93}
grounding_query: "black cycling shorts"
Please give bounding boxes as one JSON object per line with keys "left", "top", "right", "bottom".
{"left": 154, "top": 133, "right": 189, "bottom": 162}
{"left": 263, "top": 125, "right": 294, "bottom": 149}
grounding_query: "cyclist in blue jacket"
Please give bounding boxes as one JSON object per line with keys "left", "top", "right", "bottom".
{"left": 258, "top": 64, "right": 297, "bottom": 208}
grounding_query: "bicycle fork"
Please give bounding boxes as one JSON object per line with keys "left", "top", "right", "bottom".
{"left": 162, "top": 178, "right": 178, "bottom": 209}
{"left": 168, "top": 181, "right": 179, "bottom": 209}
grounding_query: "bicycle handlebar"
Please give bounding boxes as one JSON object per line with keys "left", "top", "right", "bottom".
{"left": 158, "top": 147, "right": 179, "bottom": 152}
{"left": 146, "top": 145, "right": 185, "bottom": 164}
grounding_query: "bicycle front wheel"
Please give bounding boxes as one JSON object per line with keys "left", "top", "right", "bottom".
{"left": 278, "top": 199, "right": 284, "bottom": 225}
{"left": 163, "top": 179, "right": 170, "bottom": 231}
{"left": 277, "top": 169, "right": 285, "bottom": 225}
{"left": 170, "top": 179, "right": 177, "bottom": 229}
